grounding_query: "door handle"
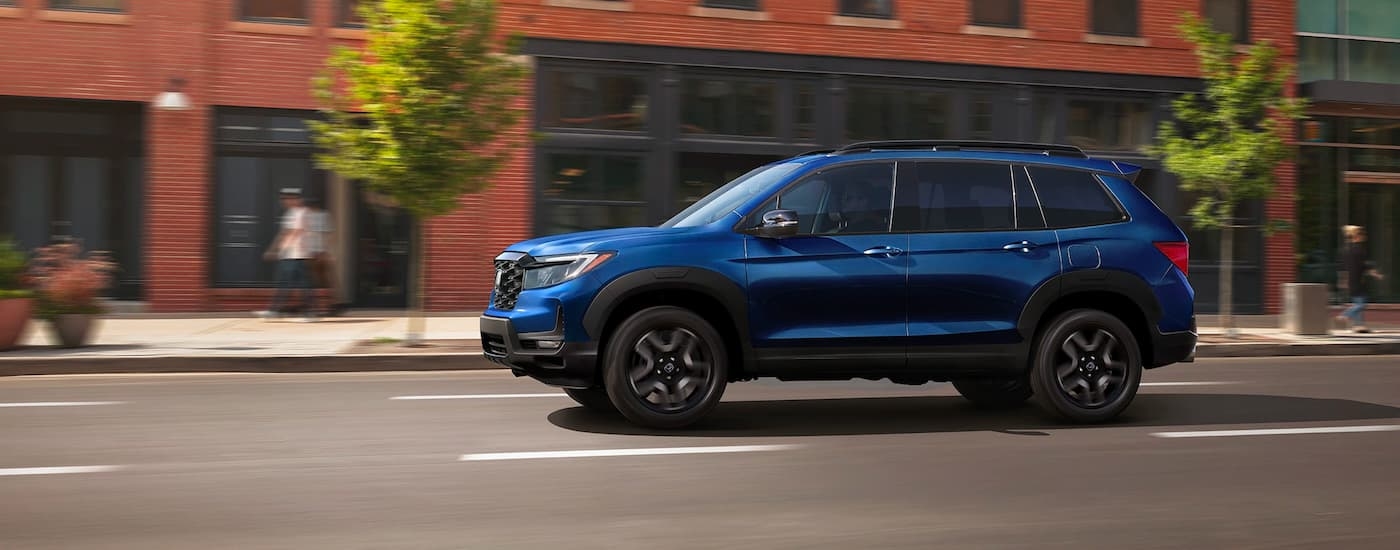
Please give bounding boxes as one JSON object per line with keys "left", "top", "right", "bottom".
{"left": 863, "top": 246, "right": 904, "bottom": 258}
{"left": 1002, "top": 241, "right": 1037, "bottom": 253}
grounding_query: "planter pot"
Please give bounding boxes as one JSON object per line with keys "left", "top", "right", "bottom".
{"left": 0, "top": 297, "right": 33, "bottom": 351}
{"left": 49, "top": 314, "right": 97, "bottom": 349}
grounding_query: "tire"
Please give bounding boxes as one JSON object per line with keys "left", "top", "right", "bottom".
{"left": 601, "top": 306, "right": 729, "bottom": 429}
{"left": 1029, "top": 309, "right": 1143, "bottom": 423}
{"left": 563, "top": 387, "right": 617, "bottom": 414}
{"left": 952, "top": 376, "right": 1033, "bottom": 409}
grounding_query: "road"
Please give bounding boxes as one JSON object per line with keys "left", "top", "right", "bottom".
{"left": 3, "top": 356, "right": 1400, "bottom": 549}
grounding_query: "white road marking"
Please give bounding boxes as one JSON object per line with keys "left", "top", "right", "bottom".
{"left": 461, "top": 444, "right": 799, "bottom": 462}
{"left": 391, "top": 393, "right": 563, "bottom": 400}
{"left": 0, "top": 465, "right": 123, "bottom": 476}
{"left": 1141, "top": 382, "right": 1234, "bottom": 387}
{"left": 0, "top": 401, "right": 124, "bottom": 408}
{"left": 1153, "top": 425, "right": 1400, "bottom": 439}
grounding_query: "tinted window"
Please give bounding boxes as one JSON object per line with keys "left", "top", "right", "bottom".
{"left": 769, "top": 162, "right": 894, "bottom": 235}
{"left": 1092, "top": 0, "right": 1139, "bottom": 37}
{"left": 1013, "top": 166, "right": 1046, "bottom": 229}
{"left": 1026, "top": 166, "right": 1125, "bottom": 227}
{"left": 971, "top": 0, "right": 1021, "bottom": 27}
{"left": 895, "top": 162, "right": 1014, "bottom": 232}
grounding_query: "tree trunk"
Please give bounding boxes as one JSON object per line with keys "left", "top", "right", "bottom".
{"left": 406, "top": 216, "right": 426, "bottom": 346}
{"left": 1219, "top": 224, "right": 1236, "bottom": 338}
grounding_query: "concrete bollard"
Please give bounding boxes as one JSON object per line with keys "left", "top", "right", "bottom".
{"left": 1282, "top": 283, "right": 1331, "bottom": 336}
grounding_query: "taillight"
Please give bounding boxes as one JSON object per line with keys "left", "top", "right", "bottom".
{"left": 1154, "top": 242, "right": 1190, "bottom": 276}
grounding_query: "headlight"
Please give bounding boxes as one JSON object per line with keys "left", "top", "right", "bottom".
{"left": 522, "top": 252, "right": 614, "bottom": 289}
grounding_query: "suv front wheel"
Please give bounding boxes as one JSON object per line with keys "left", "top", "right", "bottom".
{"left": 1029, "top": 309, "right": 1143, "bottom": 423}
{"left": 602, "top": 306, "right": 729, "bottom": 429}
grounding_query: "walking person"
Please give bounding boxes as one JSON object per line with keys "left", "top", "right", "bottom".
{"left": 1338, "top": 225, "right": 1385, "bottom": 333}
{"left": 256, "top": 188, "right": 316, "bottom": 322}
{"left": 305, "top": 198, "right": 349, "bottom": 317}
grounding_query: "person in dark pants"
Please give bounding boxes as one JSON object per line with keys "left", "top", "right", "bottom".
{"left": 1339, "top": 225, "right": 1385, "bottom": 333}
{"left": 255, "top": 188, "right": 316, "bottom": 322}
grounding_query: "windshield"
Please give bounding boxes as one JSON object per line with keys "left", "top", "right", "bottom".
{"left": 661, "top": 161, "right": 805, "bottom": 228}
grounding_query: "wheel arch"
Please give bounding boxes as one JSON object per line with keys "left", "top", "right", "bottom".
{"left": 1018, "top": 270, "right": 1161, "bottom": 366}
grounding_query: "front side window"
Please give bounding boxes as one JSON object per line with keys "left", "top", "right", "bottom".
{"left": 49, "top": 0, "right": 123, "bottom": 11}
{"left": 1092, "top": 0, "right": 1140, "bottom": 36}
{"left": 839, "top": 0, "right": 893, "bottom": 18}
{"left": 664, "top": 161, "right": 804, "bottom": 228}
{"left": 1025, "top": 166, "right": 1126, "bottom": 228}
{"left": 895, "top": 162, "right": 1015, "bottom": 232}
{"left": 971, "top": 0, "right": 1021, "bottom": 28}
{"left": 240, "top": 0, "right": 308, "bottom": 24}
{"left": 766, "top": 162, "right": 896, "bottom": 235}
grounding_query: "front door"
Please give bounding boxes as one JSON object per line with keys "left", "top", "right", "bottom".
{"left": 352, "top": 184, "right": 413, "bottom": 308}
{"left": 744, "top": 161, "right": 908, "bottom": 372}
{"left": 899, "top": 161, "right": 1062, "bottom": 350}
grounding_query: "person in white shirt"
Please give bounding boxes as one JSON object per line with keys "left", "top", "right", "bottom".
{"left": 255, "top": 188, "right": 316, "bottom": 321}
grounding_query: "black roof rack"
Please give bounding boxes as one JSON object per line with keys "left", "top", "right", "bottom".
{"left": 833, "top": 140, "right": 1088, "bottom": 158}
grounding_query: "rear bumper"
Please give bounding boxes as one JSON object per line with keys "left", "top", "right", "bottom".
{"left": 1149, "top": 316, "right": 1197, "bottom": 368}
{"left": 479, "top": 315, "right": 599, "bottom": 389}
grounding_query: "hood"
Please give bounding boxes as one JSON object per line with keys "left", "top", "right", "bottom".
{"left": 504, "top": 226, "right": 687, "bottom": 259}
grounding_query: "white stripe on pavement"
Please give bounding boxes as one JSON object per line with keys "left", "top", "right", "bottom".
{"left": 0, "top": 401, "right": 124, "bottom": 408}
{"left": 0, "top": 465, "right": 123, "bottom": 477}
{"left": 1141, "top": 382, "right": 1234, "bottom": 387}
{"left": 1153, "top": 425, "right": 1400, "bottom": 439}
{"left": 461, "top": 444, "right": 799, "bottom": 462}
{"left": 391, "top": 393, "right": 564, "bottom": 400}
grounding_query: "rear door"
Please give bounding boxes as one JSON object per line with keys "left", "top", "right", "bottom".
{"left": 900, "top": 161, "right": 1062, "bottom": 352}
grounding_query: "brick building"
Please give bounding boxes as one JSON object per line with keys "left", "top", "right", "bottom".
{"left": 1, "top": 0, "right": 1302, "bottom": 314}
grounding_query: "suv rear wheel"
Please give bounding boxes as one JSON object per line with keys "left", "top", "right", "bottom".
{"left": 602, "top": 306, "right": 728, "bottom": 429}
{"left": 1029, "top": 309, "right": 1142, "bottom": 423}
{"left": 952, "top": 377, "right": 1033, "bottom": 409}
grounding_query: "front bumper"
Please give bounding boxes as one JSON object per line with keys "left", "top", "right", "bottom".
{"left": 479, "top": 315, "right": 599, "bottom": 388}
{"left": 1149, "top": 316, "right": 1197, "bottom": 368}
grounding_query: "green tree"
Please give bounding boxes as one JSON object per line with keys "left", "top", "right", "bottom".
{"left": 1152, "top": 13, "right": 1307, "bottom": 337}
{"left": 310, "top": 0, "right": 528, "bottom": 343}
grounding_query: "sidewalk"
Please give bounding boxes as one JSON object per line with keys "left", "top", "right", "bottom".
{"left": 1, "top": 313, "right": 1397, "bottom": 376}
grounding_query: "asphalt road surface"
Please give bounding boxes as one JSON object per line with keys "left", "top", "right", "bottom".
{"left": 4, "top": 356, "right": 1400, "bottom": 549}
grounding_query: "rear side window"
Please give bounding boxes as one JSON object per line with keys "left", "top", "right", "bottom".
{"left": 1025, "top": 166, "right": 1126, "bottom": 228}
{"left": 894, "top": 162, "right": 1015, "bottom": 232}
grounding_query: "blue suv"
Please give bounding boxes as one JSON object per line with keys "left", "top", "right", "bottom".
{"left": 481, "top": 141, "right": 1197, "bottom": 429}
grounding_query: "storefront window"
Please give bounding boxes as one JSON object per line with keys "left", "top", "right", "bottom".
{"left": 1065, "top": 99, "right": 1151, "bottom": 152}
{"left": 542, "top": 70, "right": 648, "bottom": 132}
{"left": 1296, "top": 146, "right": 1341, "bottom": 289}
{"left": 1297, "top": 0, "right": 1338, "bottom": 34}
{"left": 845, "top": 86, "right": 951, "bottom": 140}
{"left": 1298, "top": 37, "right": 1338, "bottom": 83}
{"left": 1346, "top": 39, "right": 1400, "bottom": 85}
{"left": 1346, "top": 0, "right": 1400, "bottom": 40}
{"left": 538, "top": 153, "right": 646, "bottom": 235}
{"left": 675, "top": 152, "right": 783, "bottom": 215}
{"left": 681, "top": 78, "right": 777, "bottom": 137}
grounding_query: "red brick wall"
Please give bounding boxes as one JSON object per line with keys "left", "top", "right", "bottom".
{"left": 0, "top": 0, "right": 1298, "bottom": 313}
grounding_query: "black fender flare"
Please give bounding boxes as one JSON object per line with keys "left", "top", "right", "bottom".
{"left": 581, "top": 267, "right": 754, "bottom": 370}
{"left": 1017, "top": 269, "right": 1163, "bottom": 341}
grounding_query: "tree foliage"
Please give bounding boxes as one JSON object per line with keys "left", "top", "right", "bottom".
{"left": 309, "top": 0, "right": 529, "bottom": 219}
{"left": 1152, "top": 12, "right": 1307, "bottom": 231}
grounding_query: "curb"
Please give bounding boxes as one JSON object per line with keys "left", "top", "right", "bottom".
{"left": 2, "top": 342, "right": 1397, "bottom": 377}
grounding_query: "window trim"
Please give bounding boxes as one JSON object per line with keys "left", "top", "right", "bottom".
{"left": 46, "top": 0, "right": 124, "bottom": 13}
{"left": 237, "top": 0, "right": 310, "bottom": 25}
{"left": 969, "top": 0, "right": 1022, "bottom": 29}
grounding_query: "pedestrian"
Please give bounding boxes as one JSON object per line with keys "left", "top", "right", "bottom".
{"left": 1337, "top": 224, "right": 1384, "bottom": 333}
{"left": 305, "top": 198, "right": 349, "bottom": 317}
{"left": 255, "top": 188, "right": 316, "bottom": 322}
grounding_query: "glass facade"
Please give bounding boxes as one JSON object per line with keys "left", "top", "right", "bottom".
{"left": 1297, "top": 0, "right": 1400, "bottom": 84}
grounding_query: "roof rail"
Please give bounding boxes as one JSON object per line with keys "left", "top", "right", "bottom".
{"left": 834, "top": 140, "right": 1088, "bottom": 158}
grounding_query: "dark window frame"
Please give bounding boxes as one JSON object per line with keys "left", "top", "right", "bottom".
{"left": 237, "top": 0, "right": 310, "bottom": 25}
{"left": 838, "top": 0, "right": 895, "bottom": 19}
{"left": 969, "top": 0, "right": 1022, "bottom": 28}
{"left": 1202, "top": 0, "right": 1250, "bottom": 43}
{"left": 47, "top": 0, "right": 124, "bottom": 13}
{"left": 701, "top": 0, "right": 761, "bottom": 11}
{"left": 1091, "top": 0, "right": 1140, "bottom": 37}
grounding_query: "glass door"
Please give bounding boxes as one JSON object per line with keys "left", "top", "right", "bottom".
{"left": 351, "top": 183, "right": 413, "bottom": 308}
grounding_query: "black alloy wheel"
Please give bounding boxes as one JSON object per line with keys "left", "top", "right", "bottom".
{"left": 1029, "top": 309, "right": 1142, "bottom": 423}
{"left": 602, "top": 306, "right": 728, "bottom": 429}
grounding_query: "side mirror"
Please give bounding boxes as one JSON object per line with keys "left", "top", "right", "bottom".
{"left": 750, "top": 209, "right": 799, "bottom": 239}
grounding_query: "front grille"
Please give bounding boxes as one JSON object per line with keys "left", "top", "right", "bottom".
{"left": 492, "top": 259, "right": 525, "bottom": 310}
